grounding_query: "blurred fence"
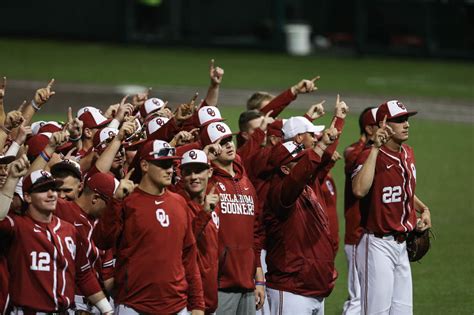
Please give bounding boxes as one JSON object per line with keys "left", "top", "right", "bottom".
{"left": 0, "top": 0, "right": 472, "bottom": 59}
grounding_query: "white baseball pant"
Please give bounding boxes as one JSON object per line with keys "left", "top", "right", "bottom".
{"left": 267, "top": 287, "right": 324, "bottom": 315}
{"left": 342, "top": 244, "right": 361, "bottom": 315}
{"left": 257, "top": 249, "right": 270, "bottom": 315}
{"left": 357, "top": 233, "right": 413, "bottom": 315}
{"left": 115, "top": 304, "right": 188, "bottom": 314}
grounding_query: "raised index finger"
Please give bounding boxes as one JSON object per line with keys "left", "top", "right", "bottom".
{"left": 311, "top": 76, "right": 320, "bottom": 83}
{"left": 382, "top": 115, "right": 387, "bottom": 128}
{"left": 336, "top": 94, "right": 340, "bottom": 105}
{"left": 209, "top": 59, "right": 215, "bottom": 71}
{"left": 46, "top": 78, "right": 55, "bottom": 89}
{"left": 67, "top": 107, "right": 73, "bottom": 122}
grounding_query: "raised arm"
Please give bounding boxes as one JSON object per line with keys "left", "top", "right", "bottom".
{"left": 0, "top": 155, "right": 30, "bottom": 220}
{"left": 205, "top": 59, "right": 224, "bottom": 107}
{"left": 21, "top": 79, "right": 56, "bottom": 126}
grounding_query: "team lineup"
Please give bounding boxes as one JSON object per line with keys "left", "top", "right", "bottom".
{"left": 0, "top": 60, "right": 432, "bottom": 315}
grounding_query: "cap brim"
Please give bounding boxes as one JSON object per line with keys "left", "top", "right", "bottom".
{"left": 29, "top": 179, "right": 64, "bottom": 193}
{"left": 200, "top": 118, "right": 226, "bottom": 127}
{"left": 307, "top": 125, "right": 325, "bottom": 133}
{"left": 0, "top": 155, "right": 16, "bottom": 165}
{"left": 123, "top": 138, "right": 147, "bottom": 151}
{"left": 180, "top": 161, "right": 210, "bottom": 169}
{"left": 388, "top": 111, "right": 418, "bottom": 121}
{"left": 146, "top": 155, "right": 182, "bottom": 161}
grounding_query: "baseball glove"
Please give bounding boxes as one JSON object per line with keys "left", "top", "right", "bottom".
{"left": 406, "top": 228, "right": 431, "bottom": 262}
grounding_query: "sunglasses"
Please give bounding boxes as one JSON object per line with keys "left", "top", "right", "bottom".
{"left": 219, "top": 136, "right": 233, "bottom": 146}
{"left": 149, "top": 147, "right": 176, "bottom": 159}
{"left": 150, "top": 159, "right": 175, "bottom": 169}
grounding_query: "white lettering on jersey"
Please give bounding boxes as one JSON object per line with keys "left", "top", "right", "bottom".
{"left": 411, "top": 163, "right": 416, "bottom": 181}
{"left": 218, "top": 182, "right": 226, "bottom": 192}
{"left": 30, "top": 251, "right": 51, "bottom": 271}
{"left": 156, "top": 208, "right": 170, "bottom": 227}
{"left": 219, "top": 193, "right": 255, "bottom": 216}
{"left": 64, "top": 236, "right": 76, "bottom": 260}
{"left": 382, "top": 186, "right": 402, "bottom": 203}
{"left": 211, "top": 211, "right": 220, "bottom": 229}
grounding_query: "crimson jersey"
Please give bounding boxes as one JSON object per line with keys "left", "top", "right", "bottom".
{"left": 343, "top": 139, "right": 366, "bottom": 245}
{"left": 321, "top": 172, "right": 339, "bottom": 255}
{"left": 265, "top": 149, "right": 336, "bottom": 298}
{"left": 93, "top": 188, "right": 204, "bottom": 314}
{"left": 353, "top": 144, "right": 417, "bottom": 234}
{"left": 210, "top": 158, "right": 263, "bottom": 291}
{"left": 0, "top": 214, "right": 101, "bottom": 312}
{"left": 54, "top": 199, "right": 115, "bottom": 294}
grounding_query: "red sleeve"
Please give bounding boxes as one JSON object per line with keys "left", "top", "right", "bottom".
{"left": 92, "top": 198, "right": 123, "bottom": 250}
{"left": 75, "top": 232, "right": 103, "bottom": 297}
{"left": 260, "top": 89, "right": 296, "bottom": 118}
{"left": 183, "top": 208, "right": 205, "bottom": 311}
{"left": 253, "top": 196, "right": 263, "bottom": 268}
{"left": 100, "top": 250, "right": 115, "bottom": 281}
{"left": 192, "top": 209, "right": 212, "bottom": 241}
{"left": 0, "top": 216, "right": 16, "bottom": 238}
{"left": 237, "top": 128, "right": 266, "bottom": 163}
{"left": 268, "top": 150, "right": 322, "bottom": 218}
{"left": 180, "top": 100, "right": 207, "bottom": 132}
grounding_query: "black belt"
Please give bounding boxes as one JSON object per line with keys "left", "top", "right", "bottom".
{"left": 373, "top": 231, "right": 408, "bottom": 243}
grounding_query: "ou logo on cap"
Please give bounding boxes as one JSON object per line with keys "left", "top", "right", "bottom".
{"left": 189, "top": 150, "right": 198, "bottom": 160}
{"left": 215, "top": 124, "right": 226, "bottom": 133}
{"left": 156, "top": 118, "right": 164, "bottom": 126}
{"left": 152, "top": 99, "right": 159, "bottom": 105}
{"left": 396, "top": 101, "right": 406, "bottom": 110}
{"left": 207, "top": 108, "right": 216, "bottom": 117}
{"left": 108, "top": 130, "right": 116, "bottom": 138}
{"left": 40, "top": 171, "right": 50, "bottom": 178}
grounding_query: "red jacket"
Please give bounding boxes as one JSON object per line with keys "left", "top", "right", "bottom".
{"left": 210, "top": 158, "right": 263, "bottom": 291}
{"left": 0, "top": 214, "right": 101, "bottom": 312}
{"left": 353, "top": 144, "right": 417, "bottom": 234}
{"left": 93, "top": 188, "right": 205, "bottom": 313}
{"left": 321, "top": 172, "right": 339, "bottom": 255}
{"left": 177, "top": 189, "right": 220, "bottom": 313}
{"left": 265, "top": 149, "right": 337, "bottom": 298}
{"left": 343, "top": 139, "right": 367, "bottom": 245}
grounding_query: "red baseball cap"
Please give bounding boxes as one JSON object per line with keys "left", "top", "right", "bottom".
{"left": 201, "top": 122, "right": 233, "bottom": 146}
{"left": 139, "top": 140, "right": 180, "bottom": 161}
{"left": 37, "top": 121, "right": 63, "bottom": 134}
{"left": 93, "top": 127, "right": 119, "bottom": 152}
{"left": 270, "top": 141, "right": 306, "bottom": 168}
{"left": 26, "top": 133, "right": 73, "bottom": 158}
{"left": 361, "top": 108, "right": 378, "bottom": 128}
{"left": 376, "top": 100, "right": 417, "bottom": 123}
{"left": 77, "top": 106, "right": 112, "bottom": 129}
{"left": 22, "top": 170, "right": 63, "bottom": 194}
{"left": 86, "top": 172, "right": 120, "bottom": 200}
{"left": 266, "top": 119, "right": 286, "bottom": 138}
{"left": 146, "top": 116, "right": 170, "bottom": 140}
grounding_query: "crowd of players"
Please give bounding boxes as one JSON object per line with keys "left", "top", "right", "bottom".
{"left": 0, "top": 59, "right": 431, "bottom": 315}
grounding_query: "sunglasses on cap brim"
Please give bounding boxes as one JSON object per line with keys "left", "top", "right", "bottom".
{"left": 149, "top": 147, "right": 177, "bottom": 158}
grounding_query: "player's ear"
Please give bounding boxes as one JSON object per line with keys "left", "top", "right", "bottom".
{"left": 280, "top": 165, "right": 290, "bottom": 175}
{"left": 23, "top": 192, "right": 32, "bottom": 204}
{"left": 77, "top": 182, "right": 84, "bottom": 194}
{"left": 92, "top": 193, "right": 100, "bottom": 205}
{"left": 83, "top": 127, "right": 93, "bottom": 139}
{"left": 207, "top": 167, "right": 213, "bottom": 178}
{"left": 140, "top": 160, "right": 148, "bottom": 173}
{"left": 241, "top": 131, "right": 249, "bottom": 141}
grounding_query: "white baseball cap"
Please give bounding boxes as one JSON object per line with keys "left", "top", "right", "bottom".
{"left": 146, "top": 116, "right": 170, "bottom": 137}
{"left": 201, "top": 121, "right": 233, "bottom": 146}
{"left": 77, "top": 106, "right": 111, "bottom": 129}
{"left": 282, "top": 116, "right": 325, "bottom": 140}
{"left": 31, "top": 121, "right": 46, "bottom": 136}
{"left": 93, "top": 127, "right": 119, "bottom": 151}
{"left": 140, "top": 98, "right": 165, "bottom": 118}
{"left": 198, "top": 106, "right": 224, "bottom": 126}
{"left": 376, "top": 100, "right": 417, "bottom": 123}
{"left": 180, "top": 149, "right": 210, "bottom": 168}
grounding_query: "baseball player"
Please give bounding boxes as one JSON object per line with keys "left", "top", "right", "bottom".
{"left": 178, "top": 149, "right": 220, "bottom": 314}
{"left": 0, "top": 160, "right": 113, "bottom": 314}
{"left": 341, "top": 106, "right": 378, "bottom": 315}
{"left": 93, "top": 140, "right": 205, "bottom": 314}
{"left": 352, "top": 100, "right": 432, "bottom": 315}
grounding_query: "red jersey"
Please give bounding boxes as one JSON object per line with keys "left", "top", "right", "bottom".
{"left": 210, "top": 158, "right": 263, "bottom": 291}
{"left": 0, "top": 255, "right": 8, "bottom": 313}
{"left": 0, "top": 214, "right": 101, "bottom": 312}
{"left": 353, "top": 144, "right": 417, "bottom": 234}
{"left": 265, "top": 149, "right": 336, "bottom": 297}
{"left": 93, "top": 188, "right": 205, "bottom": 313}
{"left": 343, "top": 139, "right": 367, "bottom": 245}
{"left": 321, "top": 173, "right": 339, "bottom": 255}
{"left": 55, "top": 199, "right": 115, "bottom": 294}
{"left": 178, "top": 191, "right": 220, "bottom": 313}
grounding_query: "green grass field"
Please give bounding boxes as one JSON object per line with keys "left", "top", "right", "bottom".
{"left": 6, "top": 38, "right": 474, "bottom": 314}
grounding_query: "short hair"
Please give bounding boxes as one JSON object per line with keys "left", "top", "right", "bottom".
{"left": 246, "top": 92, "right": 274, "bottom": 111}
{"left": 238, "top": 110, "right": 263, "bottom": 132}
{"left": 359, "top": 106, "right": 375, "bottom": 136}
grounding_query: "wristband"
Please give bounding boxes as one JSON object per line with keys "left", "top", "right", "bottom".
{"left": 95, "top": 297, "right": 113, "bottom": 313}
{"left": 31, "top": 99, "right": 40, "bottom": 111}
{"left": 0, "top": 125, "right": 11, "bottom": 134}
{"left": 255, "top": 281, "right": 265, "bottom": 286}
{"left": 39, "top": 151, "right": 51, "bottom": 162}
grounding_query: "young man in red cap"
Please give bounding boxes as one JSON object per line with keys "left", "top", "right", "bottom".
{"left": 93, "top": 139, "right": 205, "bottom": 314}
{"left": 178, "top": 149, "right": 220, "bottom": 314}
{"left": 341, "top": 106, "right": 378, "bottom": 315}
{"left": 0, "top": 162, "right": 113, "bottom": 314}
{"left": 200, "top": 121, "right": 265, "bottom": 315}
{"left": 352, "top": 100, "right": 432, "bottom": 315}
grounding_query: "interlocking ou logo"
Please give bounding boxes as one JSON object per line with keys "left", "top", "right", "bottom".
{"left": 156, "top": 209, "right": 170, "bottom": 227}
{"left": 215, "top": 124, "right": 226, "bottom": 133}
{"left": 152, "top": 98, "right": 159, "bottom": 105}
{"left": 207, "top": 107, "right": 216, "bottom": 117}
{"left": 156, "top": 118, "right": 164, "bottom": 126}
{"left": 163, "top": 142, "right": 170, "bottom": 148}
{"left": 396, "top": 101, "right": 406, "bottom": 110}
{"left": 40, "top": 171, "right": 50, "bottom": 178}
{"left": 218, "top": 182, "right": 226, "bottom": 192}
{"left": 108, "top": 130, "right": 116, "bottom": 138}
{"left": 189, "top": 150, "right": 197, "bottom": 160}
{"left": 212, "top": 211, "right": 220, "bottom": 229}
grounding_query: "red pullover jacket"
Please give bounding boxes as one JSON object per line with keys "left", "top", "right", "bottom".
{"left": 265, "top": 149, "right": 337, "bottom": 298}
{"left": 210, "top": 157, "right": 263, "bottom": 291}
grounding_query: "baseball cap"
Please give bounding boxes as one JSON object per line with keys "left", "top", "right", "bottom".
{"left": 77, "top": 106, "right": 112, "bottom": 129}
{"left": 201, "top": 122, "right": 233, "bottom": 146}
{"left": 50, "top": 159, "right": 82, "bottom": 181}
{"left": 86, "top": 172, "right": 120, "bottom": 201}
{"left": 0, "top": 155, "right": 16, "bottom": 165}
{"left": 139, "top": 140, "right": 180, "bottom": 161}
{"left": 282, "top": 116, "right": 325, "bottom": 140}
{"left": 266, "top": 119, "right": 287, "bottom": 138}
{"left": 93, "top": 127, "right": 119, "bottom": 152}
{"left": 22, "top": 170, "right": 63, "bottom": 194}
{"left": 31, "top": 121, "right": 46, "bottom": 136}
{"left": 361, "top": 108, "right": 378, "bottom": 127}
{"left": 37, "top": 121, "right": 63, "bottom": 134}
{"left": 270, "top": 141, "right": 306, "bottom": 168}
{"left": 146, "top": 116, "right": 170, "bottom": 139}
{"left": 180, "top": 149, "right": 210, "bottom": 168}
{"left": 26, "top": 133, "right": 73, "bottom": 158}
{"left": 198, "top": 106, "right": 224, "bottom": 126}
{"left": 376, "top": 100, "right": 417, "bottom": 123}
{"left": 140, "top": 98, "right": 165, "bottom": 118}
